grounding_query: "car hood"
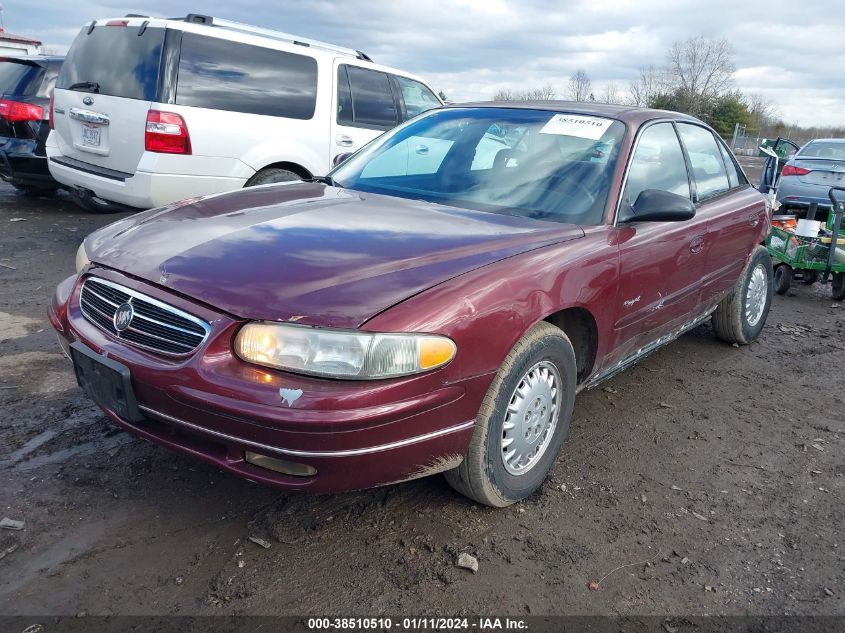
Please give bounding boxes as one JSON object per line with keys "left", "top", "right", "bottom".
{"left": 86, "top": 183, "right": 584, "bottom": 328}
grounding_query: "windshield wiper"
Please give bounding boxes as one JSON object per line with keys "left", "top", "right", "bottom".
{"left": 68, "top": 81, "right": 100, "bottom": 93}
{"left": 307, "top": 176, "right": 338, "bottom": 187}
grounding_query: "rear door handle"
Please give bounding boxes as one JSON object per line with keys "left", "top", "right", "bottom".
{"left": 415, "top": 144, "right": 429, "bottom": 155}
{"left": 748, "top": 212, "right": 760, "bottom": 227}
{"left": 690, "top": 234, "right": 705, "bottom": 254}
{"left": 335, "top": 134, "right": 353, "bottom": 147}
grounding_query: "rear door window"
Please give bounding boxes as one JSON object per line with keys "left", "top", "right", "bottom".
{"left": 0, "top": 61, "right": 44, "bottom": 96}
{"left": 676, "top": 123, "right": 730, "bottom": 201}
{"left": 176, "top": 33, "right": 318, "bottom": 119}
{"left": 395, "top": 76, "right": 441, "bottom": 119}
{"left": 340, "top": 65, "right": 398, "bottom": 129}
{"left": 57, "top": 24, "right": 165, "bottom": 100}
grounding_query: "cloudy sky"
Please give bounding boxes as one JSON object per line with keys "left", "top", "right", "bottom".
{"left": 7, "top": 0, "right": 843, "bottom": 127}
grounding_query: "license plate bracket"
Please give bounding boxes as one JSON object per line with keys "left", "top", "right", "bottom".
{"left": 70, "top": 342, "right": 143, "bottom": 422}
{"left": 81, "top": 124, "right": 101, "bottom": 147}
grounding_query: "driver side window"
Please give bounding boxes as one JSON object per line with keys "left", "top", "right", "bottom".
{"left": 622, "top": 123, "right": 691, "bottom": 214}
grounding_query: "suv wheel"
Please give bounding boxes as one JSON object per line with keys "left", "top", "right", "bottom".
{"left": 712, "top": 246, "right": 773, "bottom": 345}
{"left": 445, "top": 322, "right": 576, "bottom": 507}
{"left": 72, "top": 193, "right": 126, "bottom": 214}
{"left": 245, "top": 167, "right": 300, "bottom": 187}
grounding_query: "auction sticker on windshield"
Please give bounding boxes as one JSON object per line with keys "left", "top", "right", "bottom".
{"left": 540, "top": 114, "right": 612, "bottom": 140}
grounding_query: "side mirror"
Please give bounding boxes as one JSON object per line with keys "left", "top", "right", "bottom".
{"left": 620, "top": 189, "right": 696, "bottom": 223}
{"left": 332, "top": 152, "right": 353, "bottom": 168}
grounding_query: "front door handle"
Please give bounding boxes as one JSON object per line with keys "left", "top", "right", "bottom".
{"left": 335, "top": 134, "right": 354, "bottom": 147}
{"left": 690, "top": 234, "right": 705, "bottom": 254}
{"left": 748, "top": 212, "right": 760, "bottom": 227}
{"left": 414, "top": 144, "right": 429, "bottom": 155}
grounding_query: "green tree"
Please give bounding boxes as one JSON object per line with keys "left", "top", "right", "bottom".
{"left": 708, "top": 91, "right": 752, "bottom": 137}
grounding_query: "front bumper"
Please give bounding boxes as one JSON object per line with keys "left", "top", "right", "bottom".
{"left": 49, "top": 270, "right": 487, "bottom": 492}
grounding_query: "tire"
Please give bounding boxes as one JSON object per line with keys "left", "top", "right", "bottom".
{"left": 72, "top": 193, "right": 126, "bottom": 214}
{"left": 773, "top": 264, "right": 792, "bottom": 295}
{"left": 712, "top": 246, "right": 773, "bottom": 345}
{"left": 444, "top": 322, "right": 577, "bottom": 507}
{"left": 801, "top": 270, "right": 818, "bottom": 285}
{"left": 245, "top": 167, "right": 300, "bottom": 187}
{"left": 832, "top": 273, "right": 845, "bottom": 301}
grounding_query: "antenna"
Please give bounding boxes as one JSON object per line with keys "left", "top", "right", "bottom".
{"left": 0, "top": 4, "right": 5, "bottom": 30}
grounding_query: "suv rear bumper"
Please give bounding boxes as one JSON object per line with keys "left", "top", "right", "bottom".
{"left": 46, "top": 146, "right": 251, "bottom": 209}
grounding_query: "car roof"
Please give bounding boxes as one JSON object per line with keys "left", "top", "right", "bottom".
{"left": 450, "top": 100, "right": 702, "bottom": 126}
{"left": 803, "top": 138, "right": 845, "bottom": 144}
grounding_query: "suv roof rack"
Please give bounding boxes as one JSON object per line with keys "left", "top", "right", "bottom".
{"left": 181, "top": 14, "right": 373, "bottom": 62}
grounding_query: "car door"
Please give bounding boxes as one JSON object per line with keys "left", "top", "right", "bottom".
{"left": 759, "top": 137, "right": 799, "bottom": 194}
{"left": 676, "top": 123, "right": 767, "bottom": 306}
{"left": 610, "top": 121, "right": 710, "bottom": 364}
{"left": 331, "top": 62, "right": 399, "bottom": 166}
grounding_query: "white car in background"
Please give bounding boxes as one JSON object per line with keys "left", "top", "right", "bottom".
{"left": 47, "top": 14, "right": 442, "bottom": 212}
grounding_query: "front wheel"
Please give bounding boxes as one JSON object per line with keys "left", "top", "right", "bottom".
{"left": 444, "top": 322, "right": 577, "bottom": 507}
{"left": 712, "top": 246, "right": 773, "bottom": 345}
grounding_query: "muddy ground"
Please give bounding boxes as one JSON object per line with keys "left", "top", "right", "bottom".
{"left": 0, "top": 163, "right": 843, "bottom": 619}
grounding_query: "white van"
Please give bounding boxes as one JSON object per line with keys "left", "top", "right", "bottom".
{"left": 47, "top": 14, "right": 442, "bottom": 211}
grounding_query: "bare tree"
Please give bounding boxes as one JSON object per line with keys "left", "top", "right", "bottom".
{"left": 493, "top": 88, "right": 516, "bottom": 101}
{"left": 600, "top": 82, "right": 619, "bottom": 104}
{"left": 567, "top": 70, "right": 591, "bottom": 102}
{"left": 493, "top": 84, "right": 556, "bottom": 101}
{"left": 523, "top": 83, "right": 556, "bottom": 101}
{"left": 666, "top": 36, "right": 735, "bottom": 116}
{"left": 747, "top": 93, "right": 775, "bottom": 133}
{"left": 628, "top": 64, "right": 668, "bottom": 107}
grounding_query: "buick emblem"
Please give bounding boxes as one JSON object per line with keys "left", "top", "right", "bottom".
{"left": 113, "top": 302, "right": 134, "bottom": 332}
{"left": 82, "top": 96, "right": 94, "bottom": 106}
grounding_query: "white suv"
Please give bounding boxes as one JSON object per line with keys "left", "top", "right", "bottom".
{"left": 47, "top": 14, "right": 442, "bottom": 211}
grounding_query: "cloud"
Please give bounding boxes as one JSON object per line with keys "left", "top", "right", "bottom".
{"left": 7, "top": 0, "right": 845, "bottom": 127}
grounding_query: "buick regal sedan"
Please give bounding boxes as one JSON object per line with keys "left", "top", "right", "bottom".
{"left": 50, "top": 103, "right": 773, "bottom": 506}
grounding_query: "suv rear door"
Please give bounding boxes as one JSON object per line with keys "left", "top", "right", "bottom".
{"left": 331, "top": 62, "right": 400, "bottom": 165}
{"left": 51, "top": 20, "right": 166, "bottom": 175}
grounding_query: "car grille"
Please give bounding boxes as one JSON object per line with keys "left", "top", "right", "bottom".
{"left": 79, "top": 277, "right": 211, "bottom": 356}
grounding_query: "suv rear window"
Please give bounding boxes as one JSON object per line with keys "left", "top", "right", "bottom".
{"left": 338, "top": 65, "right": 398, "bottom": 129}
{"left": 57, "top": 24, "right": 165, "bottom": 101}
{"left": 0, "top": 60, "right": 45, "bottom": 96}
{"left": 175, "top": 33, "right": 318, "bottom": 120}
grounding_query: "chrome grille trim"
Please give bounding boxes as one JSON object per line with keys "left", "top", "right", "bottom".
{"left": 79, "top": 277, "right": 211, "bottom": 357}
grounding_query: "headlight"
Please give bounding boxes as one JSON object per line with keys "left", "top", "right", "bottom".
{"left": 235, "top": 322, "right": 456, "bottom": 379}
{"left": 75, "top": 242, "right": 91, "bottom": 274}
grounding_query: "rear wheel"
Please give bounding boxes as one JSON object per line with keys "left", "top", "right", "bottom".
{"left": 72, "top": 193, "right": 126, "bottom": 214}
{"left": 832, "top": 273, "right": 845, "bottom": 301}
{"left": 444, "top": 322, "right": 577, "bottom": 507}
{"left": 712, "top": 246, "right": 773, "bottom": 345}
{"left": 245, "top": 167, "right": 300, "bottom": 187}
{"left": 773, "top": 265, "right": 792, "bottom": 295}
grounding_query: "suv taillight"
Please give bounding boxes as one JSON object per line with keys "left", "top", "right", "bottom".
{"left": 781, "top": 164, "right": 810, "bottom": 177}
{"left": 48, "top": 93, "right": 55, "bottom": 129}
{"left": 0, "top": 99, "right": 45, "bottom": 123}
{"left": 145, "top": 110, "right": 192, "bottom": 154}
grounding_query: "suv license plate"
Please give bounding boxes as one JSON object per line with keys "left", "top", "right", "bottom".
{"left": 81, "top": 125, "right": 101, "bottom": 147}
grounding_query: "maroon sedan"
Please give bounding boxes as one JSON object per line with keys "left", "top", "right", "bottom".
{"left": 50, "top": 103, "right": 773, "bottom": 506}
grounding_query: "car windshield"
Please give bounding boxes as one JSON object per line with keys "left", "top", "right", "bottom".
{"left": 798, "top": 141, "right": 845, "bottom": 160}
{"left": 332, "top": 107, "right": 626, "bottom": 225}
